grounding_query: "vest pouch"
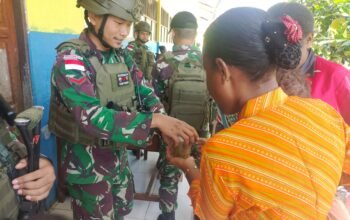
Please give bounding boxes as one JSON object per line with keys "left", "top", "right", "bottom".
{"left": 171, "top": 105, "right": 206, "bottom": 132}
{"left": 92, "top": 58, "right": 136, "bottom": 109}
{"left": 169, "top": 80, "right": 208, "bottom": 132}
{"left": 170, "top": 81, "right": 207, "bottom": 106}
{"left": 0, "top": 173, "right": 19, "bottom": 219}
{"left": 48, "top": 100, "right": 95, "bottom": 145}
{"left": 165, "top": 53, "right": 210, "bottom": 133}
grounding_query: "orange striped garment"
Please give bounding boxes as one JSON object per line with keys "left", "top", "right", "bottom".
{"left": 188, "top": 87, "right": 350, "bottom": 220}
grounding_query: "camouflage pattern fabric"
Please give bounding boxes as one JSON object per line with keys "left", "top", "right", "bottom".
{"left": 0, "top": 119, "right": 20, "bottom": 219}
{"left": 65, "top": 146, "right": 133, "bottom": 220}
{"left": 213, "top": 107, "right": 239, "bottom": 133}
{"left": 156, "top": 140, "right": 201, "bottom": 214}
{"left": 156, "top": 141, "right": 182, "bottom": 213}
{"left": 152, "top": 44, "right": 202, "bottom": 214}
{"left": 51, "top": 29, "right": 165, "bottom": 219}
{"left": 126, "top": 40, "right": 155, "bottom": 81}
{"left": 152, "top": 45, "right": 202, "bottom": 98}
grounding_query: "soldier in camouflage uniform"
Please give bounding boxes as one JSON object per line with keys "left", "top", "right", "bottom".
{"left": 49, "top": 1, "right": 198, "bottom": 219}
{"left": 152, "top": 11, "right": 203, "bottom": 220}
{"left": 126, "top": 21, "right": 155, "bottom": 81}
{"left": 0, "top": 95, "right": 55, "bottom": 219}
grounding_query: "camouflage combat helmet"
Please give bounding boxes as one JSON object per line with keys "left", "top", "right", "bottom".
{"left": 134, "top": 21, "right": 151, "bottom": 33}
{"left": 77, "top": 0, "right": 142, "bottom": 22}
{"left": 170, "top": 11, "right": 198, "bottom": 29}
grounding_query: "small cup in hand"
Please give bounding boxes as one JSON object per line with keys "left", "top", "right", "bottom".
{"left": 172, "top": 137, "right": 191, "bottom": 159}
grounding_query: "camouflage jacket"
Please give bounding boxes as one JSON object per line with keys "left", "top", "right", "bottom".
{"left": 151, "top": 44, "right": 202, "bottom": 98}
{"left": 0, "top": 118, "right": 27, "bottom": 219}
{"left": 126, "top": 40, "right": 155, "bottom": 80}
{"left": 51, "top": 30, "right": 165, "bottom": 148}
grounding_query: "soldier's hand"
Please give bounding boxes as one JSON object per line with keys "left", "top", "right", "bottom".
{"left": 151, "top": 113, "right": 199, "bottom": 146}
{"left": 12, "top": 157, "right": 56, "bottom": 201}
{"left": 195, "top": 138, "right": 207, "bottom": 152}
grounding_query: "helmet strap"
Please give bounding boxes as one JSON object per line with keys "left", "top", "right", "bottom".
{"left": 97, "top": 14, "right": 111, "bottom": 48}
{"left": 84, "top": 10, "right": 112, "bottom": 49}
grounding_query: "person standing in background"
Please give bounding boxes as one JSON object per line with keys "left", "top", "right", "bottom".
{"left": 152, "top": 11, "right": 208, "bottom": 220}
{"left": 0, "top": 94, "right": 55, "bottom": 219}
{"left": 127, "top": 21, "right": 155, "bottom": 82}
{"left": 268, "top": 2, "right": 350, "bottom": 124}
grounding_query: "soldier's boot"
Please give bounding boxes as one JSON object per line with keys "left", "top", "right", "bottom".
{"left": 157, "top": 211, "right": 175, "bottom": 220}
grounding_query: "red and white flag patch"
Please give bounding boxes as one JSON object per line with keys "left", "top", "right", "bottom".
{"left": 127, "top": 44, "right": 134, "bottom": 51}
{"left": 64, "top": 59, "right": 85, "bottom": 71}
{"left": 117, "top": 72, "right": 129, "bottom": 86}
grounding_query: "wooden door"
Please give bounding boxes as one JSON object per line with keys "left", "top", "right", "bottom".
{"left": 0, "top": 0, "right": 23, "bottom": 111}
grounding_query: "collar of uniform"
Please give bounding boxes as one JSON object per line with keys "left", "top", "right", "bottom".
{"left": 172, "top": 44, "right": 199, "bottom": 52}
{"left": 238, "top": 87, "right": 288, "bottom": 120}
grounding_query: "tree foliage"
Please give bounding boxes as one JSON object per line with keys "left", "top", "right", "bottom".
{"left": 292, "top": 0, "right": 350, "bottom": 67}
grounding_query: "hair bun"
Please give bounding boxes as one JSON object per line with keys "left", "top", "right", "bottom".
{"left": 277, "top": 43, "right": 301, "bottom": 69}
{"left": 262, "top": 18, "right": 302, "bottom": 70}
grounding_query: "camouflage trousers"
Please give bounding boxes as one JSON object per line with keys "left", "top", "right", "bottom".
{"left": 157, "top": 143, "right": 181, "bottom": 214}
{"left": 61, "top": 143, "right": 134, "bottom": 220}
{"left": 157, "top": 142, "right": 201, "bottom": 214}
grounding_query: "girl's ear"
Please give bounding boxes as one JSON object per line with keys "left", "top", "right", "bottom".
{"left": 305, "top": 33, "right": 314, "bottom": 49}
{"left": 215, "top": 58, "right": 231, "bottom": 82}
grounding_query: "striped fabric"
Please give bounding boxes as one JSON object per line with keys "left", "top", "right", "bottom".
{"left": 189, "top": 88, "right": 350, "bottom": 219}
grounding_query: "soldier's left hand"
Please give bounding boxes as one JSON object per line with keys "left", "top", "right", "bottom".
{"left": 12, "top": 157, "right": 56, "bottom": 201}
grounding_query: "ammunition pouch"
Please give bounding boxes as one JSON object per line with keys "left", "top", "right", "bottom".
{"left": 48, "top": 100, "right": 95, "bottom": 146}
{"left": 49, "top": 101, "right": 120, "bottom": 148}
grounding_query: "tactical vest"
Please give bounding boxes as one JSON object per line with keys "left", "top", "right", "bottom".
{"left": 0, "top": 119, "right": 26, "bottom": 219}
{"left": 48, "top": 39, "right": 136, "bottom": 146}
{"left": 163, "top": 52, "right": 210, "bottom": 137}
{"left": 139, "top": 45, "right": 148, "bottom": 74}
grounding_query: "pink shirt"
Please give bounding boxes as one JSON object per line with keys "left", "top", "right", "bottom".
{"left": 309, "top": 56, "right": 350, "bottom": 124}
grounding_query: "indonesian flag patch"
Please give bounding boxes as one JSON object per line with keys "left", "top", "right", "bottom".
{"left": 64, "top": 56, "right": 85, "bottom": 71}
{"left": 127, "top": 44, "right": 134, "bottom": 51}
{"left": 117, "top": 72, "right": 130, "bottom": 86}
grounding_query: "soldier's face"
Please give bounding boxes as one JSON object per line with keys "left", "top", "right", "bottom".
{"left": 137, "top": 31, "right": 150, "bottom": 43}
{"left": 92, "top": 14, "right": 132, "bottom": 49}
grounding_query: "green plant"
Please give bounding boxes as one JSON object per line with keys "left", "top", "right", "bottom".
{"left": 293, "top": 0, "right": 350, "bottom": 67}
